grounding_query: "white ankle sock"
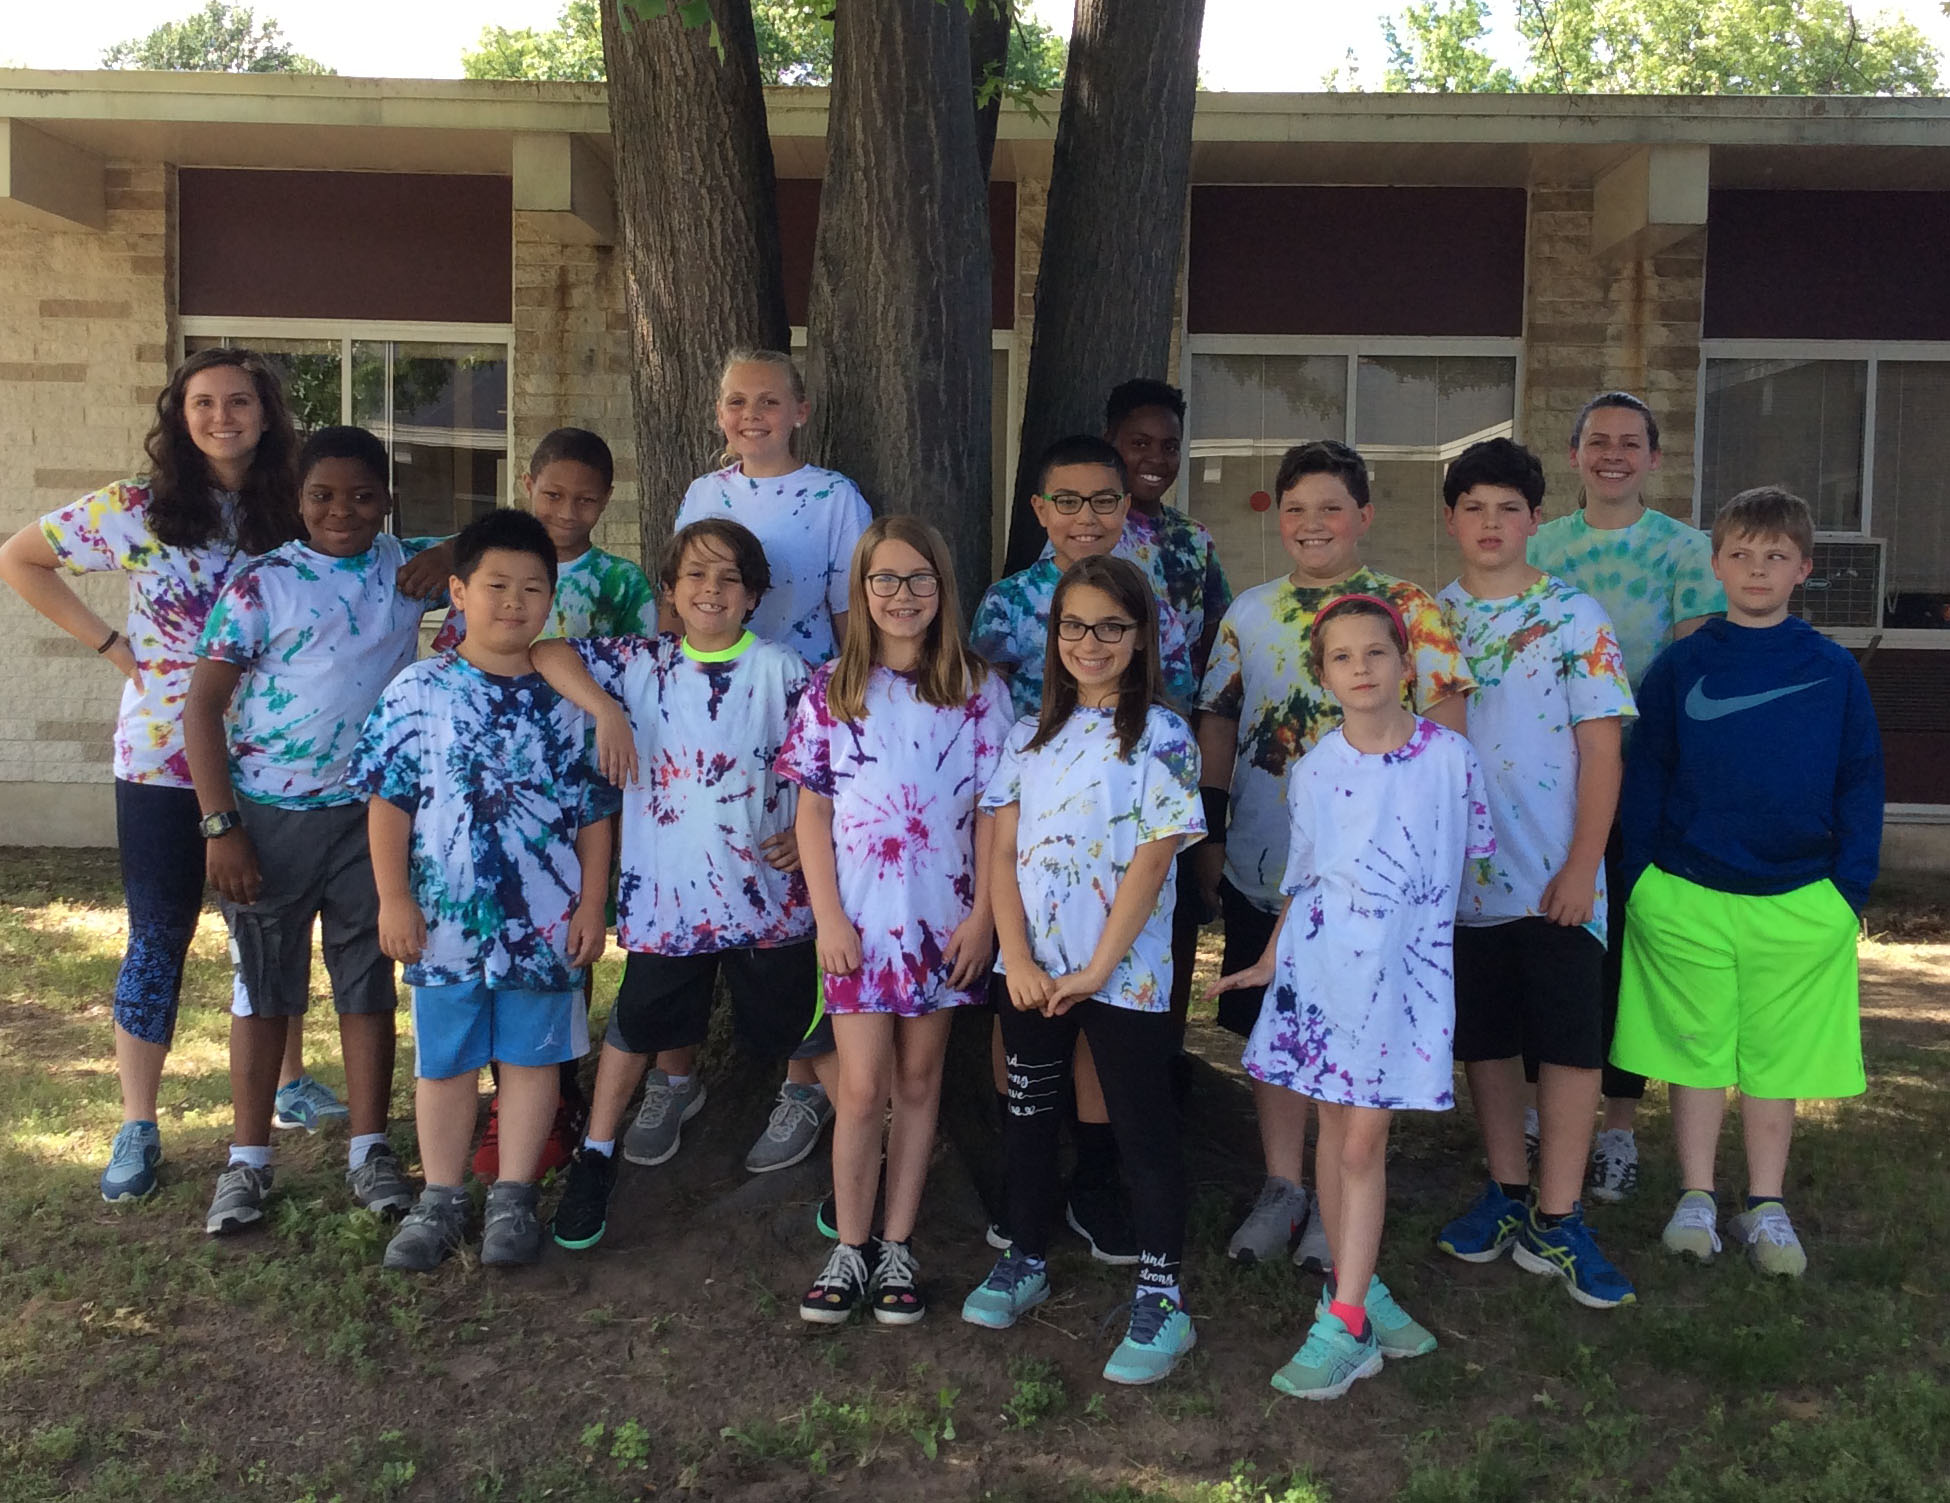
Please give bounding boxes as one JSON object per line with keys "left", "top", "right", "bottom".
{"left": 665, "top": 1074, "right": 693, "bottom": 1092}
{"left": 348, "top": 1133, "right": 388, "bottom": 1170}
{"left": 229, "top": 1144, "right": 272, "bottom": 1170}
{"left": 584, "top": 1137, "right": 615, "bottom": 1157}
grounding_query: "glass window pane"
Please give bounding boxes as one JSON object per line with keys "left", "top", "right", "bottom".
{"left": 1185, "top": 353, "right": 1347, "bottom": 592}
{"left": 1354, "top": 356, "right": 1517, "bottom": 590}
{"left": 1700, "top": 358, "right": 1866, "bottom": 533}
{"left": 1874, "top": 360, "right": 1950, "bottom": 628}
{"left": 354, "top": 340, "right": 510, "bottom": 539}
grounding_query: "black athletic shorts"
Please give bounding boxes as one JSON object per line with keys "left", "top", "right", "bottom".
{"left": 605, "top": 940, "right": 819, "bottom": 1058}
{"left": 1454, "top": 918, "right": 1605, "bottom": 1069}
{"left": 1215, "top": 878, "right": 1280, "bottom": 1038}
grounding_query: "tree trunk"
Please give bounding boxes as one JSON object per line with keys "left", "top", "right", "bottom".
{"left": 802, "top": 0, "right": 993, "bottom": 610}
{"left": 602, "top": 0, "right": 790, "bottom": 550}
{"left": 1002, "top": 0, "right": 1206, "bottom": 573}
{"left": 969, "top": 0, "right": 1013, "bottom": 185}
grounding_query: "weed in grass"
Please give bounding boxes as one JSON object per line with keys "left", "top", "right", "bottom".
{"left": 720, "top": 1384, "right": 958, "bottom": 1474}
{"left": 1002, "top": 1355, "right": 1067, "bottom": 1429}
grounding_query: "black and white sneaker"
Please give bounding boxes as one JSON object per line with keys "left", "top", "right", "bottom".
{"left": 1065, "top": 1178, "right": 1140, "bottom": 1266}
{"left": 870, "top": 1238, "right": 926, "bottom": 1325}
{"left": 800, "top": 1240, "right": 873, "bottom": 1325}
{"left": 551, "top": 1146, "right": 618, "bottom": 1251}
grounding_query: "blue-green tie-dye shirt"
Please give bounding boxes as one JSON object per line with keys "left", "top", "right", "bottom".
{"left": 350, "top": 652, "right": 620, "bottom": 991}
{"left": 1528, "top": 508, "right": 1724, "bottom": 691}
{"left": 197, "top": 535, "right": 442, "bottom": 809}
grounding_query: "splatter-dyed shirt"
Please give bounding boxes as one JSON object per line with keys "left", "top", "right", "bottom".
{"left": 198, "top": 535, "right": 443, "bottom": 809}
{"left": 675, "top": 463, "right": 872, "bottom": 664}
{"left": 1528, "top": 508, "right": 1723, "bottom": 691}
{"left": 39, "top": 478, "right": 243, "bottom": 787}
{"left": 350, "top": 652, "right": 619, "bottom": 991}
{"left": 980, "top": 705, "right": 1205, "bottom": 1013}
{"left": 970, "top": 558, "right": 1198, "bottom": 721}
{"left": 1038, "top": 508, "right": 1233, "bottom": 681}
{"left": 1438, "top": 575, "right": 1637, "bottom": 944}
{"left": 1197, "top": 567, "right": 1475, "bottom": 911}
{"left": 432, "top": 545, "right": 656, "bottom": 653}
{"left": 776, "top": 662, "right": 1015, "bottom": 1016}
{"left": 1242, "top": 718, "right": 1495, "bottom": 1112}
{"left": 574, "top": 630, "right": 812, "bottom": 955}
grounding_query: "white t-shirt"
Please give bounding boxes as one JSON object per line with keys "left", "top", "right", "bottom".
{"left": 197, "top": 536, "right": 441, "bottom": 809}
{"left": 674, "top": 463, "right": 872, "bottom": 664}
{"left": 1438, "top": 575, "right": 1637, "bottom": 943}
{"left": 776, "top": 662, "right": 1016, "bottom": 1016}
{"left": 574, "top": 631, "right": 812, "bottom": 955}
{"left": 980, "top": 705, "right": 1205, "bottom": 1013}
{"left": 1242, "top": 718, "right": 1495, "bottom": 1112}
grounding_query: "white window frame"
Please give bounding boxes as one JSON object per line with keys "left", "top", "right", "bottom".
{"left": 1695, "top": 338, "right": 1950, "bottom": 649}
{"left": 1182, "top": 333, "right": 1527, "bottom": 460}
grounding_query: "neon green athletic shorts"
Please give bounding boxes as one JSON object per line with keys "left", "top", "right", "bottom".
{"left": 1612, "top": 865, "right": 1864, "bottom": 1100}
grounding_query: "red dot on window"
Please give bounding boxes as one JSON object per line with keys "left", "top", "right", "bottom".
{"left": 1249, "top": 490, "right": 1273, "bottom": 512}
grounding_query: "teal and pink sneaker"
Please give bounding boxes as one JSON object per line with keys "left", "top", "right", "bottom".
{"left": 1271, "top": 1310, "right": 1384, "bottom": 1401}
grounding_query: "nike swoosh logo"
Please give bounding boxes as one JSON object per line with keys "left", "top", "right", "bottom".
{"left": 1684, "top": 679, "right": 1823, "bottom": 721}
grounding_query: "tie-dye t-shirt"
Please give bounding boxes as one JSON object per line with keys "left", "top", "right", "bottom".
{"left": 674, "top": 463, "right": 872, "bottom": 664}
{"left": 1242, "top": 718, "right": 1495, "bottom": 1112}
{"left": 197, "top": 535, "right": 443, "bottom": 809}
{"left": 1438, "top": 575, "right": 1637, "bottom": 944}
{"left": 775, "top": 662, "right": 1015, "bottom": 1016}
{"left": 1528, "top": 508, "right": 1723, "bottom": 690}
{"left": 431, "top": 545, "right": 656, "bottom": 653}
{"left": 572, "top": 630, "right": 812, "bottom": 955}
{"left": 1197, "top": 567, "right": 1476, "bottom": 912}
{"left": 1038, "top": 508, "right": 1233, "bottom": 680}
{"left": 39, "top": 478, "right": 244, "bottom": 787}
{"left": 979, "top": 705, "right": 1205, "bottom": 1013}
{"left": 349, "top": 652, "right": 620, "bottom": 991}
{"left": 970, "top": 559, "right": 1198, "bottom": 721}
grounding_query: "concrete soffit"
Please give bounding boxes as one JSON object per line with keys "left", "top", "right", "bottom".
{"left": 512, "top": 131, "right": 615, "bottom": 245}
{"left": 0, "top": 118, "right": 106, "bottom": 231}
{"left": 1592, "top": 145, "right": 1710, "bottom": 262}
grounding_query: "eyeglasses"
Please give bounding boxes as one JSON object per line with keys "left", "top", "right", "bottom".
{"left": 1040, "top": 490, "right": 1125, "bottom": 516}
{"left": 865, "top": 570, "right": 940, "bottom": 598}
{"left": 1055, "top": 617, "right": 1138, "bottom": 643}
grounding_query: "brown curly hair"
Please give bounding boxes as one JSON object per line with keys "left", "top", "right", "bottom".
{"left": 143, "top": 347, "right": 301, "bottom": 556}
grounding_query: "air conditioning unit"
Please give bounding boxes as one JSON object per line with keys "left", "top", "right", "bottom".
{"left": 1792, "top": 538, "right": 1886, "bottom": 629}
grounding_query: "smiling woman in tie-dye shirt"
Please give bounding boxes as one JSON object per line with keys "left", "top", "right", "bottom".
{"left": 0, "top": 348, "right": 304, "bottom": 1204}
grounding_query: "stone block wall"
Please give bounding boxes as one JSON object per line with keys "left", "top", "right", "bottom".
{"left": 510, "top": 212, "right": 638, "bottom": 563}
{"left": 1521, "top": 182, "right": 1706, "bottom": 524}
{"left": 0, "top": 161, "right": 175, "bottom": 845}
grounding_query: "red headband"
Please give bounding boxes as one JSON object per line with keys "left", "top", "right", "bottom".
{"left": 1315, "top": 592, "right": 1409, "bottom": 648}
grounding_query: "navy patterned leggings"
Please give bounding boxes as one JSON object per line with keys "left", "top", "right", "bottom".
{"left": 114, "top": 779, "right": 206, "bottom": 1047}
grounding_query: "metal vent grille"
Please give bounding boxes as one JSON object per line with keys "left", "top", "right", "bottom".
{"left": 1792, "top": 539, "right": 1886, "bottom": 629}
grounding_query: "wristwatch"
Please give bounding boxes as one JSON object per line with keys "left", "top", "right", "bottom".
{"left": 199, "top": 810, "right": 242, "bottom": 839}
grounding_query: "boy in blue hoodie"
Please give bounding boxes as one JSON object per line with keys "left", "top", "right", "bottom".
{"left": 1613, "top": 486, "right": 1882, "bottom": 1278}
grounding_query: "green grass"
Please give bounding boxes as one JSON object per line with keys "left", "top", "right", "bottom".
{"left": 1, "top": 851, "right": 1947, "bottom": 1501}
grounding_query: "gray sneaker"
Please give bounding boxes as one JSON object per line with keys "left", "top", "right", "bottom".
{"left": 205, "top": 1163, "right": 274, "bottom": 1235}
{"left": 346, "top": 1143, "right": 414, "bottom": 1219}
{"left": 744, "top": 1082, "right": 833, "bottom": 1174}
{"left": 1227, "top": 1175, "right": 1308, "bottom": 1265}
{"left": 383, "top": 1186, "right": 470, "bottom": 1273}
{"left": 481, "top": 1181, "right": 543, "bottom": 1267}
{"left": 622, "top": 1069, "right": 707, "bottom": 1167}
{"left": 1293, "top": 1190, "right": 1332, "bottom": 1274}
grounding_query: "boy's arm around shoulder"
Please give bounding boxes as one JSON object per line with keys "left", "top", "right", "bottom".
{"left": 1831, "top": 653, "right": 1884, "bottom": 913}
{"left": 531, "top": 637, "right": 639, "bottom": 787}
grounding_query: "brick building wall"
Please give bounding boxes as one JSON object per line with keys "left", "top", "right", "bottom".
{"left": 1520, "top": 183, "right": 1705, "bottom": 523}
{"left": 0, "top": 160, "right": 174, "bottom": 845}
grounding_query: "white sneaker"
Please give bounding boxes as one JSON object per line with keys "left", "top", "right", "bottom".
{"left": 1732, "top": 1200, "right": 1807, "bottom": 1278}
{"left": 1661, "top": 1189, "right": 1722, "bottom": 1262}
{"left": 1589, "top": 1127, "right": 1639, "bottom": 1203}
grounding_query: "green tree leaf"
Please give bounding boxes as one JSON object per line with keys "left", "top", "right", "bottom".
{"left": 101, "top": 0, "right": 332, "bottom": 73}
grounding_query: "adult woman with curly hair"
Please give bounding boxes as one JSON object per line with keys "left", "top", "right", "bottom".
{"left": 0, "top": 347, "right": 304, "bottom": 1201}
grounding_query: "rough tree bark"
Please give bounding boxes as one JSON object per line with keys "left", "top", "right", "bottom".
{"left": 802, "top": 0, "right": 993, "bottom": 610}
{"left": 969, "top": 0, "right": 1012, "bottom": 185}
{"left": 601, "top": 0, "right": 791, "bottom": 547}
{"left": 1002, "top": 0, "right": 1206, "bottom": 573}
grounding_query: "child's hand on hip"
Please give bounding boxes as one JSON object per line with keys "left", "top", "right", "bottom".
{"left": 378, "top": 895, "right": 427, "bottom": 964}
{"left": 816, "top": 916, "right": 862, "bottom": 976}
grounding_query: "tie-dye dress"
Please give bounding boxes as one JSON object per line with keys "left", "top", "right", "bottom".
{"left": 775, "top": 662, "right": 1016, "bottom": 1015}
{"left": 1242, "top": 718, "right": 1495, "bottom": 1111}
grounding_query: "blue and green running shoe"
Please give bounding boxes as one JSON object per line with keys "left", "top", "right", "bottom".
{"left": 960, "top": 1249, "right": 1050, "bottom": 1330}
{"left": 1512, "top": 1204, "right": 1637, "bottom": 1308}
{"left": 1437, "top": 1180, "right": 1526, "bottom": 1263}
{"left": 1102, "top": 1292, "right": 1196, "bottom": 1385}
{"left": 273, "top": 1075, "right": 350, "bottom": 1133}
{"left": 1271, "top": 1310, "right": 1384, "bottom": 1401}
{"left": 101, "top": 1121, "right": 162, "bottom": 1203}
